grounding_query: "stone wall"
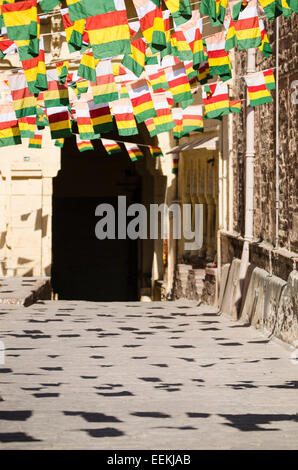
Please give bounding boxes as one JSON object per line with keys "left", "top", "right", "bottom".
{"left": 220, "top": 232, "right": 297, "bottom": 282}
{"left": 231, "top": 13, "right": 298, "bottom": 253}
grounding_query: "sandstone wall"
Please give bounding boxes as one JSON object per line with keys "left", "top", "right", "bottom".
{"left": 231, "top": 13, "right": 298, "bottom": 253}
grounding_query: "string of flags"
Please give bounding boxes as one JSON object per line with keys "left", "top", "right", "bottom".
{"left": 73, "top": 134, "right": 165, "bottom": 165}
{"left": 0, "top": 0, "right": 295, "bottom": 173}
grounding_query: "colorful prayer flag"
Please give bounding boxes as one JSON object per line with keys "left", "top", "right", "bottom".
{"left": 43, "top": 69, "right": 69, "bottom": 108}
{"left": 87, "top": 100, "right": 114, "bottom": 135}
{"left": 229, "top": 99, "right": 242, "bottom": 113}
{"left": 277, "top": 0, "right": 293, "bottom": 19}
{"left": 124, "top": 142, "right": 143, "bottom": 162}
{"left": 245, "top": 72, "right": 273, "bottom": 107}
{"left": 127, "top": 79, "right": 157, "bottom": 123}
{"left": 8, "top": 72, "right": 37, "bottom": 119}
{"left": 145, "top": 52, "right": 159, "bottom": 65}
{"left": 205, "top": 31, "right": 232, "bottom": 81}
{"left": 128, "top": 20, "right": 140, "bottom": 39}
{"left": 112, "top": 64, "right": 127, "bottom": 76}
{"left": 85, "top": 2, "right": 131, "bottom": 59}
{"left": 171, "top": 29, "right": 193, "bottom": 61}
{"left": 20, "top": 37, "right": 48, "bottom": 95}
{"left": 16, "top": 38, "right": 39, "bottom": 62}
{"left": 77, "top": 50, "right": 99, "bottom": 84}
{"left": 47, "top": 106, "right": 72, "bottom": 139}
{"left": 1, "top": 0, "right": 38, "bottom": 41}
{"left": 258, "top": 18, "right": 272, "bottom": 57}
{"left": 182, "top": 105, "right": 203, "bottom": 135}
{"left": 66, "top": 0, "right": 120, "bottom": 22}
{"left": 28, "top": 126, "right": 43, "bottom": 148}
{"left": 263, "top": 68, "right": 275, "bottom": 90}
{"left": 172, "top": 154, "right": 179, "bottom": 173}
{"left": 224, "top": 14, "right": 237, "bottom": 51}
{"left": 178, "top": 10, "right": 204, "bottom": 69}
{"left": 232, "top": 0, "right": 249, "bottom": 21}
{"left": 172, "top": 107, "right": 183, "bottom": 138}
{"left": 13, "top": 12, "right": 40, "bottom": 61}
{"left": 152, "top": 92, "right": 175, "bottom": 134}
{"left": 122, "top": 38, "right": 146, "bottom": 78}
{"left": 165, "top": 90, "right": 174, "bottom": 108}
{"left": 184, "top": 60, "right": 197, "bottom": 82}
{"left": 258, "top": 0, "right": 293, "bottom": 20}
{"left": 40, "top": 0, "right": 61, "bottom": 14}
{"left": 288, "top": 0, "right": 298, "bottom": 13}
{"left": 0, "top": 124, "right": 21, "bottom": 147}
{"left": 0, "top": 36, "right": 16, "bottom": 58}
{"left": 226, "top": 0, "right": 262, "bottom": 51}
{"left": 61, "top": 7, "right": 88, "bottom": 53}
{"left": 200, "top": 0, "right": 228, "bottom": 26}
{"left": 18, "top": 115, "right": 36, "bottom": 138}
{"left": 55, "top": 138, "right": 64, "bottom": 147}
{"left": 149, "top": 145, "right": 163, "bottom": 157}
{"left": 0, "top": 102, "right": 21, "bottom": 147}
{"left": 36, "top": 103, "right": 49, "bottom": 128}
{"left": 203, "top": 82, "right": 230, "bottom": 119}
{"left": 75, "top": 79, "right": 89, "bottom": 97}
{"left": 0, "top": 102, "right": 18, "bottom": 129}
{"left": 102, "top": 138, "right": 122, "bottom": 155}
{"left": 132, "top": 0, "right": 166, "bottom": 53}
{"left": 56, "top": 61, "right": 69, "bottom": 85}
{"left": 111, "top": 98, "right": 138, "bottom": 136}
{"left": 73, "top": 96, "right": 98, "bottom": 140}
{"left": 0, "top": 0, "right": 14, "bottom": 32}
{"left": 164, "top": 0, "right": 192, "bottom": 26}
{"left": 76, "top": 135, "right": 94, "bottom": 152}
{"left": 147, "top": 65, "right": 169, "bottom": 92}
{"left": 164, "top": 62, "right": 194, "bottom": 108}
{"left": 144, "top": 117, "right": 157, "bottom": 137}
{"left": 120, "top": 82, "right": 130, "bottom": 99}
{"left": 161, "top": 54, "right": 180, "bottom": 69}
{"left": 198, "top": 61, "right": 211, "bottom": 84}
{"left": 91, "top": 60, "right": 118, "bottom": 104}
{"left": 160, "top": 9, "right": 172, "bottom": 58}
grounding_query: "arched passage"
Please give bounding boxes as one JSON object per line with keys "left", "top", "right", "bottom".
{"left": 51, "top": 130, "right": 163, "bottom": 302}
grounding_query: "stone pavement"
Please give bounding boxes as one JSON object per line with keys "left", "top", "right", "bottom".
{"left": 0, "top": 300, "right": 297, "bottom": 450}
{"left": 0, "top": 277, "right": 51, "bottom": 306}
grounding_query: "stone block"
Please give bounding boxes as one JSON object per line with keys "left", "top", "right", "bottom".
{"left": 221, "top": 258, "right": 241, "bottom": 320}
{"left": 0, "top": 277, "right": 51, "bottom": 306}
{"left": 218, "top": 263, "right": 230, "bottom": 310}
{"left": 239, "top": 267, "right": 270, "bottom": 328}
{"left": 201, "top": 267, "right": 217, "bottom": 306}
{"left": 274, "top": 270, "right": 298, "bottom": 345}
{"left": 262, "top": 274, "right": 287, "bottom": 337}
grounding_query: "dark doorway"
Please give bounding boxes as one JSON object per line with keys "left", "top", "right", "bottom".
{"left": 52, "top": 137, "right": 144, "bottom": 301}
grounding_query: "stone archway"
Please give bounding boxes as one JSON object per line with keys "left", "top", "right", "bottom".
{"left": 51, "top": 130, "right": 165, "bottom": 301}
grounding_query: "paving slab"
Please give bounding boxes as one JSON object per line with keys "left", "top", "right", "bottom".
{"left": 0, "top": 277, "right": 51, "bottom": 306}
{"left": 0, "top": 300, "right": 297, "bottom": 450}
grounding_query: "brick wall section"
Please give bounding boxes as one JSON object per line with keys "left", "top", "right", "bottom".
{"left": 232, "top": 13, "right": 298, "bottom": 253}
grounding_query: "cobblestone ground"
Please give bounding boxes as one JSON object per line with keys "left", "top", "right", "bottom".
{"left": 0, "top": 300, "right": 297, "bottom": 450}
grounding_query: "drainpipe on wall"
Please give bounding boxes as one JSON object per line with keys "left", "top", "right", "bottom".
{"left": 275, "top": 17, "right": 280, "bottom": 250}
{"left": 236, "top": 48, "right": 256, "bottom": 309}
